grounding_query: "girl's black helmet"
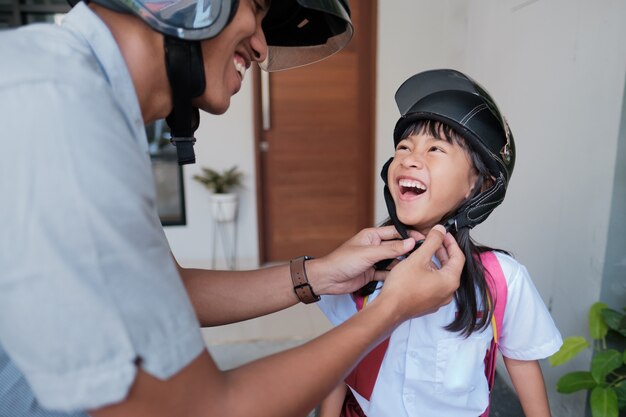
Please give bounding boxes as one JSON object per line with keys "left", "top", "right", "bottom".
{"left": 382, "top": 69, "right": 516, "bottom": 236}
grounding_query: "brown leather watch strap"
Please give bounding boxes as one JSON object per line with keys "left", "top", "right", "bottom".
{"left": 289, "top": 256, "right": 320, "bottom": 304}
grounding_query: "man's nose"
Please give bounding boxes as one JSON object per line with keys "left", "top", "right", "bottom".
{"left": 251, "top": 25, "right": 268, "bottom": 64}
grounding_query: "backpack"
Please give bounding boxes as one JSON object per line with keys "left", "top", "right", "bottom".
{"left": 341, "top": 251, "right": 508, "bottom": 417}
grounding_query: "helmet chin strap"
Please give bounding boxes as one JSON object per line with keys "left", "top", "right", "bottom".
{"left": 381, "top": 157, "right": 410, "bottom": 240}
{"left": 376, "top": 158, "right": 413, "bottom": 271}
{"left": 164, "top": 37, "right": 206, "bottom": 165}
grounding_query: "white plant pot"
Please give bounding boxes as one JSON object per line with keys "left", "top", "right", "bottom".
{"left": 210, "top": 193, "right": 238, "bottom": 223}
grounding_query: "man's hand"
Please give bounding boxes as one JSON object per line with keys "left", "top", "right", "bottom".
{"left": 376, "top": 225, "right": 464, "bottom": 321}
{"left": 306, "top": 226, "right": 417, "bottom": 296}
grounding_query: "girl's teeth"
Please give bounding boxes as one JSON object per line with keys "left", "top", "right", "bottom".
{"left": 399, "top": 178, "right": 426, "bottom": 190}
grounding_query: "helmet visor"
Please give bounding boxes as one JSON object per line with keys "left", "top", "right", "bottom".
{"left": 395, "top": 70, "right": 508, "bottom": 138}
{"left": 116, "top": 0, "right": 235, "bottom": 40}
{"left": 260, "top": 0, "right": 353, "bottom": 71}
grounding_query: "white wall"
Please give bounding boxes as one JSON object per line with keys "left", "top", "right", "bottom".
{"left": 164, "top": 80, "right": 260, "bottom": 270}
{"left": 376, "top": 0, "right": 626, "bottom": 415}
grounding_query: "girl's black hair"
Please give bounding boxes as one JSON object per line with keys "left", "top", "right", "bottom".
{"left": 364, "top": 119, "right": 510, "bottom": 337}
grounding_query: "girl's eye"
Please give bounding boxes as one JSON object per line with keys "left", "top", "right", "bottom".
{"left": 429, "top": 146, "right": 445, "bottom": 153}
{"left": 396, "top": 144, "right": 410, "bottom": 152}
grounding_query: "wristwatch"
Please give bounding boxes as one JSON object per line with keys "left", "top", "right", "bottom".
{"left": 289, "top": 255, "right": 320, "bottom": 304}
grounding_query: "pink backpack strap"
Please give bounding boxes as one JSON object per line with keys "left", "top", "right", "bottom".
{"left": 479, "top": 251, "right": 508, "bottom": 417}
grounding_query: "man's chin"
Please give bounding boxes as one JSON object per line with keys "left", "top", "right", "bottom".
{"left": 193, "top": 98, "right": 230, "bottom": 116}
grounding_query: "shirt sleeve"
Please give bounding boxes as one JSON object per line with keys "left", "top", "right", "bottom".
{"left": 0, "top": 73, "right": 205, "bottom": 411}
{"left": 496, "top": 254, "right": 563, "bottom": 360}
{"left": 318, "top": 294, "right": 358, "bottom": 326}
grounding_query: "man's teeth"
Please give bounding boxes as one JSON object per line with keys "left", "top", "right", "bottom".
{"left": 399, "top": 178, "right": 426, "bottom": 191}
{"left": 234, "top": 59, "right": 246, "bottom": 80}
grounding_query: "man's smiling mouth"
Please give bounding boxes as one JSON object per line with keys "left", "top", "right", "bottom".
{"left": 233, "top": 51, "right": 250, "bottom": 81}
{"left": 233, "top": 54, "right": 248, "bottom": 81}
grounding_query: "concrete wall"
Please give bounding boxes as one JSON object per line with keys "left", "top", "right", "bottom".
{"left": 600, "top": 76, "right": 626, "bottom": 312}
{"left": 164, "top": 80, "right": 260, "bottom": 270}
{"left": 165, "top": 1, "right": 626, "bottom": 414}
{"left": 376, "top": 1, "right": 626, "bottom": 415}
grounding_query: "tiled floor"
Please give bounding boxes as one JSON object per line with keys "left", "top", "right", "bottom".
{"left": 209, "top": 340, "right": 525, "bottom": 417}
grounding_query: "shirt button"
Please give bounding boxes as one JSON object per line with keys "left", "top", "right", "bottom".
{"left": 408, "top": 351, "right": 417, "bottom": 359}
{"left": 405, "top": 394, "right": 414, "bottom": 403}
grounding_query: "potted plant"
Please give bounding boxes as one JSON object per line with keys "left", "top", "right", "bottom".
{"left": 193, "top": 165, "right": 244, "bottom": 222}
{"left": 549, "top": 302, "right": 626, "bottom": 417}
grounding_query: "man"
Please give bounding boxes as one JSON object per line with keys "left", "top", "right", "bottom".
{"left": 0, "top": 1, "right": 464, "bottom": 416}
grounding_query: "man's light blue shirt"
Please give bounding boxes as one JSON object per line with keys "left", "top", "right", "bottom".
{"left": 0, "top": 3, "right": 206, "bottom": 415}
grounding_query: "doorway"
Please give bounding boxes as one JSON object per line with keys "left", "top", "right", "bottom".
{"left": 253, "top": 0, "right": 378, "bottom": 262}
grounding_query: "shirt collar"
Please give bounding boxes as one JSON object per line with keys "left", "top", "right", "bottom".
{"left": 61, "top": 2, "right": 146, "bottom": 143}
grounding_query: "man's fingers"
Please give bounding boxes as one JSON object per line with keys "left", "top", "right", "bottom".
{"left": 364, "top": 236, "right": 415, "bottom": 265}
{"left": 412, "top": 225, "right": 446, "bottom": 261}
{"left": 381, "top": 237, "right": 415, "bottom": 258}
{"left": 369, "top": 225, "right": 403, "bottom": 242}
{"left": 440, "top": 232, "right": 465, "bottom": 271}
{"left": 435, "top": 244, "right": 449, "bottom": 264}
{"left": 372, "top": 269, "right": 389, "bottom": 282}
{"left": 406, "top": 229, "right": 426, "bottom": 242}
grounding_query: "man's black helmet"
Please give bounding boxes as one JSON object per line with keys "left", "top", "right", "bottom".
{"left": 381, "top": 69, "right": 515, "bottom": 238}
{"left": 82, "top": 0, "right": 353, "bottom": 71}
{"left": 73, "top": 0, "right": 353, "bottom": 164}
{"left": 261, "top": 0, "right": 352, "bottom": 71}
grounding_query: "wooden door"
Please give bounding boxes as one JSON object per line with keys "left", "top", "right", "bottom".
{"left": 254, "top": 1, "right": 377, "bottom": 262}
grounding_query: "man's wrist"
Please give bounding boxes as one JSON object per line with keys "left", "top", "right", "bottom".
{"left": 299, "top": 257, "right": 334, "bottom": 296}
{"left": 289, "top": 256, "right": 321, "bottom": 304}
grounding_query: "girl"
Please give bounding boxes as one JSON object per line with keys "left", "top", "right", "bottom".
{"left": 317, "top": 69, "right": 562, "bottom": 417}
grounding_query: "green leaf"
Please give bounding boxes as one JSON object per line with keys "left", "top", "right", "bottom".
{"left": 549, "top": 336, "right": 590, "bottom": 366}
{"left": 591, "top": 350, "right": 623, "bottom": 383}
{"left": 556, "top": 371, "right": 597, "bottom": 393}
{"left": 590, "top": 302, "right": 609, "bottom": 340}
{"left": 602, "top": 309, "right": 625, "bottom": 332}
{"left": 590, "top": 387, "right": 618, "bottom": 417}
{"left": 193, "top": 165, "right": 243, "bottom": 194}
{"left": 615, "top": 383, "right": 626, "bottom": 409}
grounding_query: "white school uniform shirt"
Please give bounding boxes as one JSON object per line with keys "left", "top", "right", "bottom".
{"left": 318, "top": 252, "right": 562, "bottom": 417}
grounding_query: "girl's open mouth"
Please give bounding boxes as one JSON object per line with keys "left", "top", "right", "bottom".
{"left": 398, "top": 178, "right": 427, "bottom": 197}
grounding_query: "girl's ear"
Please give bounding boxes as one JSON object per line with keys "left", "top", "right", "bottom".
{"left": 481, "top": 175, "right": 496, "bottom": 192}
{"left": 465, "top": 174, "right": 495, "bottom": 199}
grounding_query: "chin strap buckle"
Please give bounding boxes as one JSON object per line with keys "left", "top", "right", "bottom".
{"left": 170, "top": 136, "right": 197, "bottom": 165}
{"left": 164, "top": 36, "right": 205, "bottom": 166}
